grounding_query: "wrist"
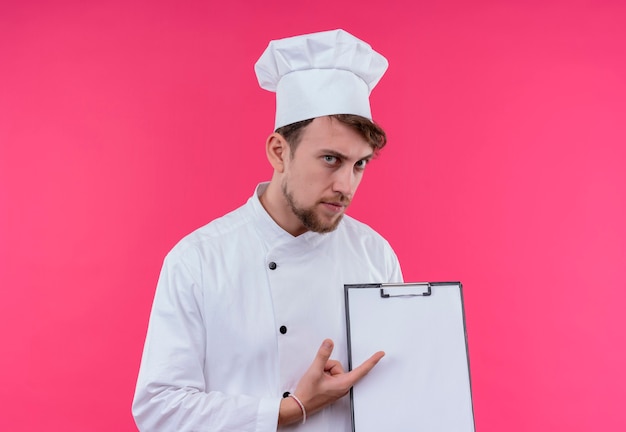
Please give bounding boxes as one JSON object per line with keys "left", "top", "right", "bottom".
{"left": 288, "top": 394, "right": 306, "bottom": 424}
{"left": 278, "top": 394, "right": 304, "bottom": 425}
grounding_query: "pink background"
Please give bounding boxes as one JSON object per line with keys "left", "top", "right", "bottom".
{"left": 1, "top": 0, "right": 625, "bottom": 430}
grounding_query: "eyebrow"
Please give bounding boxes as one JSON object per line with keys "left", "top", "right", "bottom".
{"left": 320, "top": 149, "right": 374, "bottom": 161}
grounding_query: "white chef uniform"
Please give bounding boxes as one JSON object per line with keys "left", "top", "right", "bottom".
{"left": 132, "top": 183, "right": 403, "bottom": 431}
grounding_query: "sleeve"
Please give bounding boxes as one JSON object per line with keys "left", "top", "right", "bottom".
{"left": 385, "top": 241, "right": 404, "bottom": 284}
{"left": 132, "top": 248, "right": 281, "bottom": 432}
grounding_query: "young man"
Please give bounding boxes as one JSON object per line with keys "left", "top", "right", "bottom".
{"left": 133, "top": 29, "right": 403, "bottom": 431}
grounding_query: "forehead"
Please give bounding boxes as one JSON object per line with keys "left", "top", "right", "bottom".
{"left": 297, "top": 117, "right": 372, "bottom": 157}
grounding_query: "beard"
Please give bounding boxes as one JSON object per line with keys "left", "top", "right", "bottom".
{"left": 281, "top": 180, "right": 349, "bottom": 234}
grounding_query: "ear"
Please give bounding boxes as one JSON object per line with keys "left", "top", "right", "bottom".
{"left": 265, "top": 132, "right": 290, "bottom": 173}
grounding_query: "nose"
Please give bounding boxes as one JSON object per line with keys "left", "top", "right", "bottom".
{"left": 332, "top": 165, "right": 357, "bottom": 197}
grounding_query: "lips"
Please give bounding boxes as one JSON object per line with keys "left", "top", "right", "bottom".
{"left": 320, "top": 200, "right": 349, "bottom": 213}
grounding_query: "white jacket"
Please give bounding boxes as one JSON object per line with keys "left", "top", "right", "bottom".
{"left": 133, "top": 183, "right": 403, "bottom": 431}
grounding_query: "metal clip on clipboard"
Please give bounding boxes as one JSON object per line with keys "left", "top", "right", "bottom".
{"left": 380, "top": 282, "right": 431, "bottom": 298}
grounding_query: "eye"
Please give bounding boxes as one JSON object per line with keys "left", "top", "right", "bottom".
{"left": 323, "top": 155, "right": 338, "bottom": 165}
{"left": 355, "top": 159, "right": 368, "bottom": 170}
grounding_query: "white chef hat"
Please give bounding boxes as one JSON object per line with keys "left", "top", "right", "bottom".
{"left": 254, "top": 29, "right": 389, "bottom": 130}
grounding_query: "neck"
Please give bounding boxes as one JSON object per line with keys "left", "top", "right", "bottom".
{"left": 259, "top": 178, "right": 307, "bottom": 237}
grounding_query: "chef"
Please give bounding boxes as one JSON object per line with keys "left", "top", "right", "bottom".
{"left": 132, "top": 29, "right": 403, "bottom": 431}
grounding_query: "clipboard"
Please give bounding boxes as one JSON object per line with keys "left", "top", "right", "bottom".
{"left": 345, "top": 282, "right": 475, "bottom": 432}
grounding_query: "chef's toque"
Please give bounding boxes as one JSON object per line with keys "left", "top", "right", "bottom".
{"left": 254, "top": 29, "right": 389, "bottom": 130}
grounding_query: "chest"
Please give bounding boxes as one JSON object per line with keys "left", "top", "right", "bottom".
{"left": 195, "top": 233, "right": 388, "bottom": 393}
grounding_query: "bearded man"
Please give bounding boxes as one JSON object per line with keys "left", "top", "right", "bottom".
{"left": 133, "top": 29, "right": 403, "bottom": 431}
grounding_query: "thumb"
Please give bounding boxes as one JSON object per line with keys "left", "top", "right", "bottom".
{"left": 311, "top": 339, "right": 334, "bottom": 370}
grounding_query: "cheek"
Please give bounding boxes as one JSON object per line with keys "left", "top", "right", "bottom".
{"left": 286, "top": 172, "right": 317, "bottom": 201}
{"left": 299, "top": 168, "right": 327, "bottom": 188}
{"left": 289, "top": 165, "right": 333, "bottom": 198}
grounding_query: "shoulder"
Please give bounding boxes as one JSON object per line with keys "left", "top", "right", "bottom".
{"left": 334, "top": 215, "right": 397, "bottom": 259}
{"left": 332, "top": 215, "right": 403, "bottom": 282}
{"left": 339, "top": 215, "right": 392, "bottom": 245}
{"left": 166, "top": 201, "right": 254, "bottom": 263}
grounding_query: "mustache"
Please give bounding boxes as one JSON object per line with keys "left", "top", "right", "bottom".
{"left": 319, "top": 194, "right": 351, "bottom": 206}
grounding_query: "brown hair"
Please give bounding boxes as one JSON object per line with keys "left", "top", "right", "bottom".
{"left": 275, "top": 114, "right": 387, "bottom": 155}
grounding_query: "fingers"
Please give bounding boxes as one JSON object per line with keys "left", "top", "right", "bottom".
{"left": 292, "top": 343, "right": 385, "bottom": 417}
{"left": 347, "top": 351, "right": 385, "bottom": 383}
{"left": 324, "top": 359, "right": 345, "bottom": 376}
{"left": 311, "top": 339, "right": 335, "bottom": 371}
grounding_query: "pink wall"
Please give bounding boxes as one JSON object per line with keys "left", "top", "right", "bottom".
{"left": 1, "top": 0, "right": 625, "bottom": 430}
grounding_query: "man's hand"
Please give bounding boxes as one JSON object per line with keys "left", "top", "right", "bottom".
{"left": 278, "top": 339, "right": 384, "bottom": 425}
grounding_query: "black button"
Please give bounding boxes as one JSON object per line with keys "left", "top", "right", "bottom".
{"left": 283, "top": 391, "right": 290, "bottom": 398}
{"left": 279, "top": 325, "right": 287, "bottom": 334}
{"left": 268, "top": 262, "right": 277, "bottom": 270}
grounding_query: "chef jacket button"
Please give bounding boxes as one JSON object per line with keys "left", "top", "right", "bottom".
{"left": 283, "top": 391, "right": 290, "bottom": 398}
{"left": 279, "top": 325, "right": 287, "bottom": 334}
{"left": 268, "top": 262, "right": 277, "bottom": 270}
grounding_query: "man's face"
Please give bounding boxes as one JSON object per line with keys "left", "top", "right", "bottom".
{"left": 281, "top": 116, "right": 373, "bottom": 235}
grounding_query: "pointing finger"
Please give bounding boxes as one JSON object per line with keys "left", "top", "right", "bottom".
{"left": 346, "top": 351, "right": 385, "bottom": 384}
